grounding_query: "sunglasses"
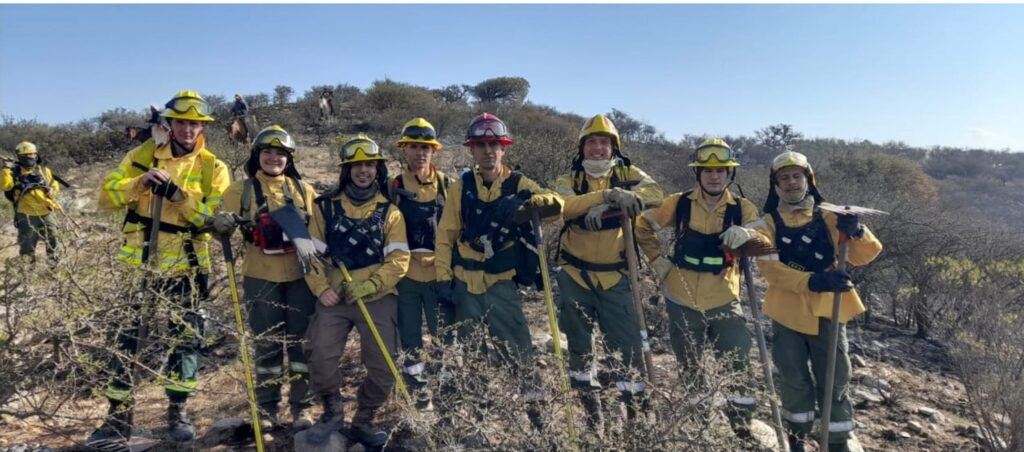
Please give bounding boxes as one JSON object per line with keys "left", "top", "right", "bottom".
{"left": 164, "top": 97, "right": 212, "bottom": 116}
{"left": 467, "top": 119, "right": 509, "bottom": 139}
{"left": 341, "top": 139, "right": 382, "bottom": 159}
{"left": 254, "top": 131, "right": 296, "bottom": 152}
{"left": 403, "top": 125, "right": 437, "bottom": 140}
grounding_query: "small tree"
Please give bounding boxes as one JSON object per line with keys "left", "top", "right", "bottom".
{"left": 273, "top": 85, "right": 294, "bottom": 105}
{"left": 755, "top": 123, "right": 804, "bottom": 152}
{"left": 470, "top": 77, "right": 530, "bottom": 105}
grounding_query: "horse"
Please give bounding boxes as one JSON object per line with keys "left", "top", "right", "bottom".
{"left": 229, "top": 117, "right": 249, "bottom": 144}
{"left": 319, "top": 90, "right": 335, "bottom": 119}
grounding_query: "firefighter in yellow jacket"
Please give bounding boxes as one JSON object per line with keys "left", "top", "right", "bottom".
{"left": 635, "top": 139, "right": 761, "bottom": 442}
{"left": 92, "top": 91, "right": 230, "bottom": 446}
{"left": 1, "top": 141, "right": 62, "bottom": 263}
{"left": 553, "top": 114, "right": 663, "bottom": 432}
{"left": 434, "top": 113, "right": 562, "bottom": 432}
{"left": 389, "top": 118, "right": 451, "bottom": 409}
{"left": 304, "top": 135, "right": 410, "bottom": 448}
{"left": 210, "top": 125, "right": 318, "bottom": 432}
{"left": 750, "top": 151, "right": 882, "bottom": 452}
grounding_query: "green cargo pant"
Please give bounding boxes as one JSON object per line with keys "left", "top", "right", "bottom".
{"left": 307, "top": 294, "right": 398, "bottom": 412}
{"left": 556, "top": 270, "right": 644, "bottom": 393}
{"left": 103, "top": 274, "right": 208, "bottom": 404}
{"left": 772, "top": 319, "right": 855, "bottom": 445}
{"left": 243, "top": 277, "right": 316, "bottom": 412}
{"left": 667, "top": 300, "right": 755, "bottom": 428}
{"left": 14, "top": 212, "right": 60, "bottom": 263}
{"left": 396, "top": 277, "right": 456, "bottom": 380}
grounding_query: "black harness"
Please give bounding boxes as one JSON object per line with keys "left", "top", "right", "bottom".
{"left": 771, "top": 208, "right": 835, "bottom": 273}
{"left": 393, "top": 172, "right": 448, "bottom": 252}
{"left": 670, "top": 190, "right": 744, "bottom": 274}
{"left": 319, "top": 197, "right": 390, "bottom": 271}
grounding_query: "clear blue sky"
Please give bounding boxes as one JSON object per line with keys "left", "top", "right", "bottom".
{"left": 2, "top": 4, "right": 1022, "bottom": 151}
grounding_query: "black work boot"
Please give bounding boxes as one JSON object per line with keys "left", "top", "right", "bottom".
{"left": 787, "top": 432, "right": 808, "bottom": 452}
{"left": 621, "top": 391, "right": 651, "bottom": 423}
{"left": 526, "top": 402, "right": 546, "bottom": 432}
{"left": 349, "top": 408, "right": 388, "bottom": 449}
{"left": 290, "top": 403, "right": 314, "bottom": 432}
{"left": 258, "top": 404, "right": 281, "bottom": 432}
{"left": 86, "top": 401, "right": 132, "bottom": 450}
{"left": 166, "top": 400, "right": 195, "bottom": 443}
{"left": 318, "top": 392, "right": 345, "bottom": 427}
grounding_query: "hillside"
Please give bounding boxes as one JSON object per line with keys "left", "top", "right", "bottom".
{"left": 1, "top": 78, "right": 1021, "bottom": 451}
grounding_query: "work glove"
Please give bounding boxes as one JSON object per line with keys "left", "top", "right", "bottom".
{"left": 524, "top": 192, "right": 557, "bottom": 209}
{"left": 153, "top": 180, "right": 185, "bottom": 202}
{"left": 835, "top": 213, "right": 864, "bottom": 238}
{"left": 210, "top": 212, "right": 242, "bottom": 235}
{"left": 343, "top": 279, "right": 378, "bottom": 304}
{"left": 292, "top": 236, "right": 317, "bottom": 275}
{"left": 605, "top": 188, "right": 644, "bottom": 218}
{"left": 652, "top": 256, "right": 673, "bottom": 282}
{"left": 584, "top": 203, "right": 612, "bottom": 230}
{"left": 719, "top": 225, "right": 757, "bottom": 250}
{"left": 434, "top": 280, "right": 456, "bottom": 306}
{"left": 808, "top": 270, "right": 855, "bottom": 293}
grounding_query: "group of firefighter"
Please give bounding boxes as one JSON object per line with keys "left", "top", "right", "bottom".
{"left": 10, "top": 89, "right": 882, "bottom": 451}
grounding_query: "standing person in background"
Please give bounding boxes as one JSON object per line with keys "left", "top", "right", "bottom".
{"left": 210, "top": 125, "right": 319, "bottom": 433}
{"left": 2, "top": 141, "right": 62, "bottom": 264}
{"left": 552, "top": 114, "right": 663, "bottom": 435}
{"left": 390, "top": 117, "right": 451, "bottom": 410}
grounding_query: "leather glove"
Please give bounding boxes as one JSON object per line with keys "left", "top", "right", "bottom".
{"left": 719, "top": 225, "right": 757, "bottom": 250}
{"left": 153, "top": 180, "right": 184, "bottom": 202}
{"left": 584, "top": 203, "right": 612, "bottom": 230}
{"left": 434, "top": 280, "right": 456, "bottom": 306}
{"left": 210, "top": 212, "right": 241, "bottom": 235}
{"left": 343, "top": 279, "right": 378, "bottom": 304}
{"left": 652, "top": 256, "right": 673, "bottom": 281}
{"left": 808, "top": 270, "right": 855, "bottom": 293}
{"left": 836, "top": 214, "right": 864, "bottom": 238}
{"left": 605, "top": 188, "right": 644, "bottom": 218}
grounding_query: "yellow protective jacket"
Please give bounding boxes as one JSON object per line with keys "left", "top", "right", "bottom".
{"left": 435, "top": 165, "right": 563, "bottom": 295}
{"left": 221, "top": 171, "right": 318, "bottom": 283}
{"left": 751, "top": 207, "right": 883, "bottom": 335}
{"left": 1, "top": 165, "right": 61, "bottom": 216}
{"left": 636, "top": 190, "right": 759, "bottom": 312}
{"left": 98, "top": 137, "right": 230, "bottom": 274}
{"left": 553, "top": 164, "right": 663, "bottom": 290}
{"left": 390, "top": 166, "right": 449, "bottom": 283}
{"left": 305, "top": 191, "right": 410, "bottom": 301}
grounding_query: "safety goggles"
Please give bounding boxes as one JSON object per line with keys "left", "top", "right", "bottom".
{"left": 402, "top": 125, "right": 437, "bottom": 140}
{"left": 254, "top": 130, "right": 296, "bottom": 152}
{"left": 467, "top": 119, "right": 509, "bottom": 139}
{"left": 692, "top": 144, "right": 736, "bottom": 165}
{"left": 341, "top": 139, "right": 382, "bottom": 159}
{"left": 164, "top": 96, "right": 212, "bottom": 117}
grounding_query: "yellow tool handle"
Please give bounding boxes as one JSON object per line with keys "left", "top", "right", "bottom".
{"left": 222, "top": 235, "right": 264, "bottom": 452}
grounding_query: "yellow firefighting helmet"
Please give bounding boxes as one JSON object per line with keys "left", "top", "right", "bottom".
{"left": 689, "top": 138, "right": 740, "bottom": 168}
{"left": 252, "top": 125, "right": 296, "bottom": 153}
{"left": 15, "top": 141, "right": 38, "bottom": 156}
{"left": 578, "top": 114, "right": 621, "bottom": 150}
{"left": 339, "top": 134, "right": 386, "bottom": 165}
{"left": 771, "top": 150, "right": 817, "bottom": 187}
{"left": 161, "top": 90, "right": 215, "bottom": 122}
{"left": 396, "top": 117, "right": 442, "bottom": 150}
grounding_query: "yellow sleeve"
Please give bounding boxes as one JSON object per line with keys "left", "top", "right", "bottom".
{"left": 44, "top": 168, "right": 60, "bottom": 197}
{"left": 369, "top": 206, "right": 411, "bottom": 293}
{"left": 0, "top": 168, "right": 12, "bottom": 192}
{"left": 739, "top": 198, "right": 760, "bottom": 225}
{"left": 221, "top": 180, "right": 243, "bottom": 216}
{"left": 520, "top": 176, "right": 563, "bottom": 223}
{"left": 753, "top": 213, "right": 813, "bottom": 293}
{"left": 636, "top": 192, "right": 680, "bottom": 261}
{"left": 180, "top": 158, "right": 231, "bottom": 228}
{"left": 822, "top": 212, "right": 883, "bottom": 267}
{"left": 300, "top": 180, "right": 319, "bottom": 215}
{"left": 304, "top": 199, "right": 331, "bottom": 297}
{"left": 627, "top": 166, "right": 664, "bottom": 209}
{"left": 98, "top": 148, "right": 148, "bottom": 211}
{"left": 434, "top": 178, "right": 462, "bottom": 282}
{"left": 554, "top": 173, "right": 606, "bottom": 220}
